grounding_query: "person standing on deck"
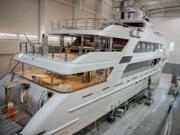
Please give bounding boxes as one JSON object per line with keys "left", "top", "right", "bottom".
{"left": 0, "top": 108, "right": 2, "bottom": 118}
{"left": 148, "top": 76, "right": 152, "bottom": 100}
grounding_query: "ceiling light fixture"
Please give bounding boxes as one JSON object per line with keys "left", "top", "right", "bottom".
{"left": 147, "top": 1, "right": 160, "bottom": 5}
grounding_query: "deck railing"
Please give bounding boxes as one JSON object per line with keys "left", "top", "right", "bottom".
{"left": 19, "top": 42, "right": 83, "bottom": 62}
{"left": 51, "top": 18, "right": 118, "bottom": 30}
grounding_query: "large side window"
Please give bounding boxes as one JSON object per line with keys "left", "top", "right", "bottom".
{"left": 154, "top": 43, "right": 159, "bottom": 50}
{"left": 112, "top": 38, "right": 128, "bottom": 51}
{"left": 150, "top": 43, "right": 155, "bottom": 51}
{"left": 134, "top": 42, "right": 141, "bottom": 52}
{"left": 122, "top": 58, "right": 161, "bottom": 77}
{"left": 147, "top": 42, "right": 151, "bottom": 52}
{"left": 134, "top": 41, "right": 161, "bottom": 53}
{"left": 141, "top": 42, "right": 147, "bottom": 52}
{"left": 16, "top": 63, "right": 113, "bottom": 93}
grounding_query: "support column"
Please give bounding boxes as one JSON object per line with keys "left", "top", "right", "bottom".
{"left": 73, "top": 0, "right": 81, "bottom": 19}
{"left": 60, "top": 35, "right": 64, "bottom": 53}
{"left": 42, "top": 34, "right": 48, "bottom": 56}
{"left": 96, "top": 0, "right": 103, "bottom": 19}
{"left": 38, "top": 0, "right": 48, "bottom": 42}
{"left": 80, "top": 35, "right": 83, "bottom": 55}
{"left": 110, "top": 37, "right": 113, "bottom": 51}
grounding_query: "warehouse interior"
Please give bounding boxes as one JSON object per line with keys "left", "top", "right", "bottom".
{"left": 1, "top": 0, "right": 180, "bottom": 78}
{"left": 0, "top": 0, "right": 180, "bottom": 135}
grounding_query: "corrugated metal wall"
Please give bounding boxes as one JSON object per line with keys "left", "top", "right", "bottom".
{"left": 0, "top": 39, "right": 19, "bottom": 79}
{"left": 0, "top": 54, "right": 14, "bottom": 79}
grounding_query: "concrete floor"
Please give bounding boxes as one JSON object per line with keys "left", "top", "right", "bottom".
{"left": 82, "top": 73, "right": 178, "bottom": 135}
{"left": 170, "top": 93, "right": 180, "bottom": 135}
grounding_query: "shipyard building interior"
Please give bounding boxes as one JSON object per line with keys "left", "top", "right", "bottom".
{"left": 0, "top": 0, "right": 180, "bottom": 135}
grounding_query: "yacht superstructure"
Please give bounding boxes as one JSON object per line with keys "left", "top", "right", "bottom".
{"left": 0, "top": 18, "right": 168, "bottom": 135}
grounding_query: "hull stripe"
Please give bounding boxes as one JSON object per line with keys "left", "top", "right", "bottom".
{"left": 68, "top": 70, "right": 159, "bottom": 113}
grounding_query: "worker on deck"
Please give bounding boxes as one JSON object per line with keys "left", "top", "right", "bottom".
{"left": 169, "top": 74, "right": 178, "bottom": 96}
{"left": 148, "top": 76, "right": 151, "bottom": 90}
{"left": 0, "top": 108, "right": 2, "bottom": 119}
{"left": 148, "top": 76, "right": 152, "bottom": 100}
{"left": 168, "top": 100, "right": 174, "bottom": 112}
{"left": 171, "top": 74, "right": 177, "bottom": 85}
{"left": 7, "top": 102, "right": 15, "bottom": 119}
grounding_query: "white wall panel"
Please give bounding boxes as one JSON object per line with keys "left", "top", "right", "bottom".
{"left": 102, "top": 0, "right": 112, "bottom": 19}
{"left": 0, "top": 0, "right": 38, "bottom": 35}
{"left": 47, "top": 0, "right": 73, "bottom": 31}
{"left": 0, "top": 39, "right": 19, "bottom": 54}
{"left": 0, "top": 54, "right": 13, "bottom": 79}
{"left": 81, "top": 0, "right": 96, "bottom": 11}
{"left": 152, "top": 18, "right": 180, "bottom": 64}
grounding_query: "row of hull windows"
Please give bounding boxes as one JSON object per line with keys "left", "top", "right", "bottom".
{"left": 134, "top": 41, "right": 162, "bottom": 53}
{"left": 123, "top": 58, "right": 161, "bottom": 77}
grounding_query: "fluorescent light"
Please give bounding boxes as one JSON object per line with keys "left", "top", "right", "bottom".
{"left": 0, "top": 32, "right": 17, "bottom": 37}
{"left": 0, "top": 32, "right": 38, "bottom": 40}
{"left": 19, "top": 34, "right": 37, "bottom": 38}
{"left": 147, "top": 1, "right": 160, "bottom": 5}
{"left": 169, "top": 42, "right": 175, "bottom": 52}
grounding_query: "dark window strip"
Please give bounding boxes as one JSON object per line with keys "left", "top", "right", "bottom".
{"left": 114, "top": 83, "right": 123, "bottom": 87}
{"left": 82, "top": 93, "right": 93, "bottom": 98}
{"left": 119, "top": 56, "right": 132, "bottom": 64}
{"left": 132, "top": 76, "right": 138, "bottom": 80}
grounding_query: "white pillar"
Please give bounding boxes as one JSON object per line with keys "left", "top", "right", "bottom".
{"left": 96, "top": 0, "right": 103, "bottom": 19}
{"left": 73, "top": 0, "right": 81, "bottom": 19}
{"left": 38, "top": 0, "right": 48, "bottom": 42}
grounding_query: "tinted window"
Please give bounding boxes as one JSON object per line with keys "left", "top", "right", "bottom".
{"left": 112, "top": 38, "right": 128, "bottom": 51}
{"left": 134, "top": 41, "right": 161, "bottom": 53}
{"left": 123, "top": 58, "right": 161, "bottom": 77}
{"left": 119, "top": 56, "right": 132, "bottom": 64}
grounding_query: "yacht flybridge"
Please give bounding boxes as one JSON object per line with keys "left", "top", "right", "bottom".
{"left": 0, "top": 18, "right": 168, "bottom": 135}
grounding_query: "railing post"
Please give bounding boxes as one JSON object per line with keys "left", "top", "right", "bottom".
{"left": 58, "top": 20, "right": 60, "bottom": 29}
{"left": 75, "top": 19, "right": 77, "bottom": 28}
{"left": 65, "top": 47, "right": 67, "bottom": 61}
{"left": 80, "top": 35, "right": 83, "bottom": 55}
{"left": 25, "top": 42, "right": 28, "bottom": 53}
{"left": 60, "top": 35, "right": 64, "bottom": 54}
{"left": 33, "top": 44, "right": 35, "bottom": 55}
{"left": 85, "top": 19, "right": 88, "bottom": 29}
{"left": 42, "top": 45, "right": 44, "bottom": 56}
{"left": 95, "top": 19, "right": 98, "bottom": 29}
{"left": 20, "top": 43, "right": 22, "bottom": 52}
{"left": 110, "top": 37, "right": 113, "bottom": 52}
{"left": 51, "top": 21, "right": 53, "bottom": 30}
{"left": 66, "top": 20, "right": 68, "bottom": 28}
{"left": 71, "top": 19, "right": 73, "bottom": 28}
{"left": 52, "top": 46, "right": 54, "bottom": 59}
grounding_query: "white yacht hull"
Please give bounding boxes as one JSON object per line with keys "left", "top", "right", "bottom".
{"left": 54, "top": 72, "right": 159, "bottom": 135}
{"left": 20, "top": 67, "right": 160, "bottom": 135}
{"left": 0, "top": 21, "right": 168, "bottom": 135}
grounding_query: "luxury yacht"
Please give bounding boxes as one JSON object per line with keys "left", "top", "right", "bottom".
{"left": 0, "top": 18, "right": 168, "bottom": 135}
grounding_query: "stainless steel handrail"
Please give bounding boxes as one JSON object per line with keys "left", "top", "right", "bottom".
{"left": 51, "top": 18, "right": 116, "bottom": 30}
{"left": 19, "top": 42, "right": 80, "bottom": 61}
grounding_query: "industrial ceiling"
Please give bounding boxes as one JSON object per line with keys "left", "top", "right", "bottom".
{"left": 137, "top": 0, "right": 180, "bottom": 17}
{"left": 113, "top": 0, "right": 180, "bottom": 18}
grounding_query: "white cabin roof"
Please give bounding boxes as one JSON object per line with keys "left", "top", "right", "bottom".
{"left": 48, "top": 25, "right": 131, "bottom": 39}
